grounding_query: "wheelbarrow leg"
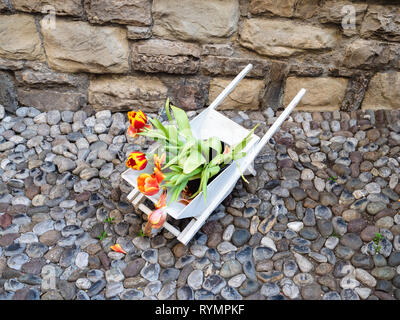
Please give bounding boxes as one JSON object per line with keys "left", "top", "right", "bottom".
{"left": 127, "top": 186, "right": 181, "bottom": 238}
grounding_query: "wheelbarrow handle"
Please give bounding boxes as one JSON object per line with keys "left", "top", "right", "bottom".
{"left": 207, "top": 63, "right": 253, "bottom": 111}
{"left": 178, "top": 88, "right": 306, "bottom": 246}
{"left": 242, "top": 88, "right": 307, "bottom": 172}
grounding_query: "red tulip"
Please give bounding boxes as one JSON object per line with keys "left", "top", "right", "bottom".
{"left": 127, "top": 110, "right": 151, "bottom": 138}
{"left": 128, "top": 110, "right": 147, "bottom": 129}
{"left": 126, "top": 151, "right": 147, "bottom": 170}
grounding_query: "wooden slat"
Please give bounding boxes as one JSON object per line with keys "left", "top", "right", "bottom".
{"left": 127, "top": 188, "right": 139, "bottom": 201}
{"left": 132, "top": 192, "right": 145, "bottom": 208}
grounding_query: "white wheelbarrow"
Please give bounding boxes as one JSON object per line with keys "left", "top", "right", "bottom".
{"left": 122, "top": 64, "right": 306, "bottom": 245}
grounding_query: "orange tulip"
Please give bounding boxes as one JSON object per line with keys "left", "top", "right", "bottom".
{"left": 153, "top": 167, "right": 165, "bottom": 184}
{"left": 127, "top": 110, "right": 152, "bottom": 138}
{"left": 148, "top": 208, "right": 167, "bottom": 229}
{"left": 137, "top": 173, "right": 160, "bottom": 196}
{"left": 110, "top": 244, "right": 127, "bottom": 254}
{"left": 155, "top": 189, "right": 167, "bottom": 209}
{"left": 153, "top": 153, "right": 166, "bottom": 183}
{"left": 154, "top": 153, "right": 166, "bottom": 170}
{"left": 126, "top": 151, "right": 147, "bottom": 170}
{"left": 143, "top": 207, "right": 167, "bottom": 236}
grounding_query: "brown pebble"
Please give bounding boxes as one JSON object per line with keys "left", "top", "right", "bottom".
{"left": 366, "top": 128, "right": 380, "bottom": 142}
{"left": 303, "top": 198, "right": 318, "bottom": 208}
{"left": 360, "top": 225, "right": 379, "bottom": 242}
{"left": 85, "top": 242, "right": 102, "bottom": 255}
{"left": 315, "top": 263, "right": 333, "bottom": 276}
{"left": 256, "top": 260, "right": 273, "bottom": 272}
{"left": 226, "top": 207, "right": 242, "bottom": 217}
{"left": 374, "top": 291, "right": 395, "bottom": 300}
{"left": 360, "top": 161, "right": 373, "bottom": 172}
{"left": 317, "top": 276, "right": 337, "bottom": 291}
{"left": 390, "top": 225, "right": 400, "bottom": 236}
{"left": 332, "top": 204, "right": 345, "bottom": 216}
{"left": 39, "top": 230, "right": 61, "bottom": 246}
{"left": 374, "top": 208, "right": 396, "bottom": 221}
{"left": 207, "top": 232, "right": 222, "bottom": 248}
{"left": 342, "top": 210, "right": 361, "bottom": 222}
{"left": 347, "top": 218, "right": 368, "bottom": 234}
{"left": 74, "top": 191, "right": 91, "bottom": 202}
{"left": 350, "top": 163, "right": 360, "bottom": 178}
{"left": 97, "top": 251, "right": 110, "bottom": 270}
{"left": 0, "top": 213, "right": 12, "bottom": 229}
{"left": 25, "top": 185, "right": 40, "bottom": 200}
{"left": 172, "top": 243, "right": 188, "bottom": 258}
{"left": 202, "top": 221, "right": 223, "bottom": 235}
{"left": 0, "top": 233, "right": 19, "bottom": 247}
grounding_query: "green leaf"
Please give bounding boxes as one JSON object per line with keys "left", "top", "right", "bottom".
{"left": 209, "top": 154, "right": 225, "bottom": 166}
{"left": 171, "top": 105, "right": 192, "bottom": 139}
{"left": 149, "top": 118, "right": 168, "bottom": 137}
{"left": 206, "top": 137, "right": 222, "bottom": 154}
{"left": 165, "top": 98, "right": 173, "bottom": 122}
{"left": 178, "top": 138, "right": 196, "bottom": 158}
{"left": 183, "top": 148, "right": 206, "bottom": 174}
{"left": 137, "top": 129, "right": 167, "bottom": 140}
{"left": 201, "top": 168, "right": 209, "bottom": 204}
{"left": 168, "top": 178, "right": 189, "bottom": 204}
{"left": 208, "top": 165, "right": 220, "bottom": 178}
{"left": 169, "top": 165, "right": 182, "bottom": 172}
{"left": 164, "top": 125, "right": 182, "bottom": 146}
{"left": 232, "top": 151, "right": 246, "bottom": 160}
{"left": 231, "top": 124, "right": 259, "bottom": 155}
{"left": 163, "top": 154, "right": 180, "bottom": 169}
{"left": 200, "top": 137, "right": 222, "bottom": 162}
{"left": 234, "top": 159, "right": 249, "bottom": 184}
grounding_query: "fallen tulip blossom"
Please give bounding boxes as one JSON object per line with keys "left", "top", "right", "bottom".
{"left": 110, "top": 244, "right": 127, "bottom": 254}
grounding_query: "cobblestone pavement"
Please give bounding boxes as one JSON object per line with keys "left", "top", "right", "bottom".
{"left": 0, "top": 104, "right": 400, "bottom": 300}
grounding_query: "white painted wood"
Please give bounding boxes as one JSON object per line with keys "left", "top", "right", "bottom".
{"left": 208, "top": 64, "right": 253, "bottom": 111}
{"left": 127, "top": 189, "right": 139, "bottom": 201}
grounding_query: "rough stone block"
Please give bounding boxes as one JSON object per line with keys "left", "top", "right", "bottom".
{"left": 209, "top": 78, "right": 264, "bottom": 110}
{"left": 40, "top": 19, "right": 129, "bottom": 73}
{"left": 0, "top": 71, "right": 18, "bottom": 113}
{"left": 362, "top": 72, "right": 400, "bottom": 110}
{"left": 152, "top": 0, "right": 239, "bottom": 43}
{"left": 84, "top": 0, "right": 151, "bottom": 26}
{"left": 240, "top": 18, "right": 339, "bottom": 57}
{"left": 12, "top": 0, "right": 83, "bottom": 16}
{"left": 0, "top": 14, "right": 45, "bottom": 61}
{"left": 284, "top": 76, "right": 349, "bottom": 111}
{"left": 361, "top": 5, "right": 400, "bottom": 42}
{"left": 89, "top": 75, "right": 168, "bottom": 112}
{"left": 17, "top": 87, "right": 87, "bottom": 111}
{"left": 132, "top": 39, "right": 201, "bottom": 74}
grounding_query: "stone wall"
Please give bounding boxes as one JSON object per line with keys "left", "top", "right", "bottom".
{"left": 1, "top": 0, "right": 400, "bottom": 114}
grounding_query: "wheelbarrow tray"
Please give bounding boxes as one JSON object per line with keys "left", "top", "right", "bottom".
{"left": 121, "top": 107, "right": 260, "bottom": 220}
